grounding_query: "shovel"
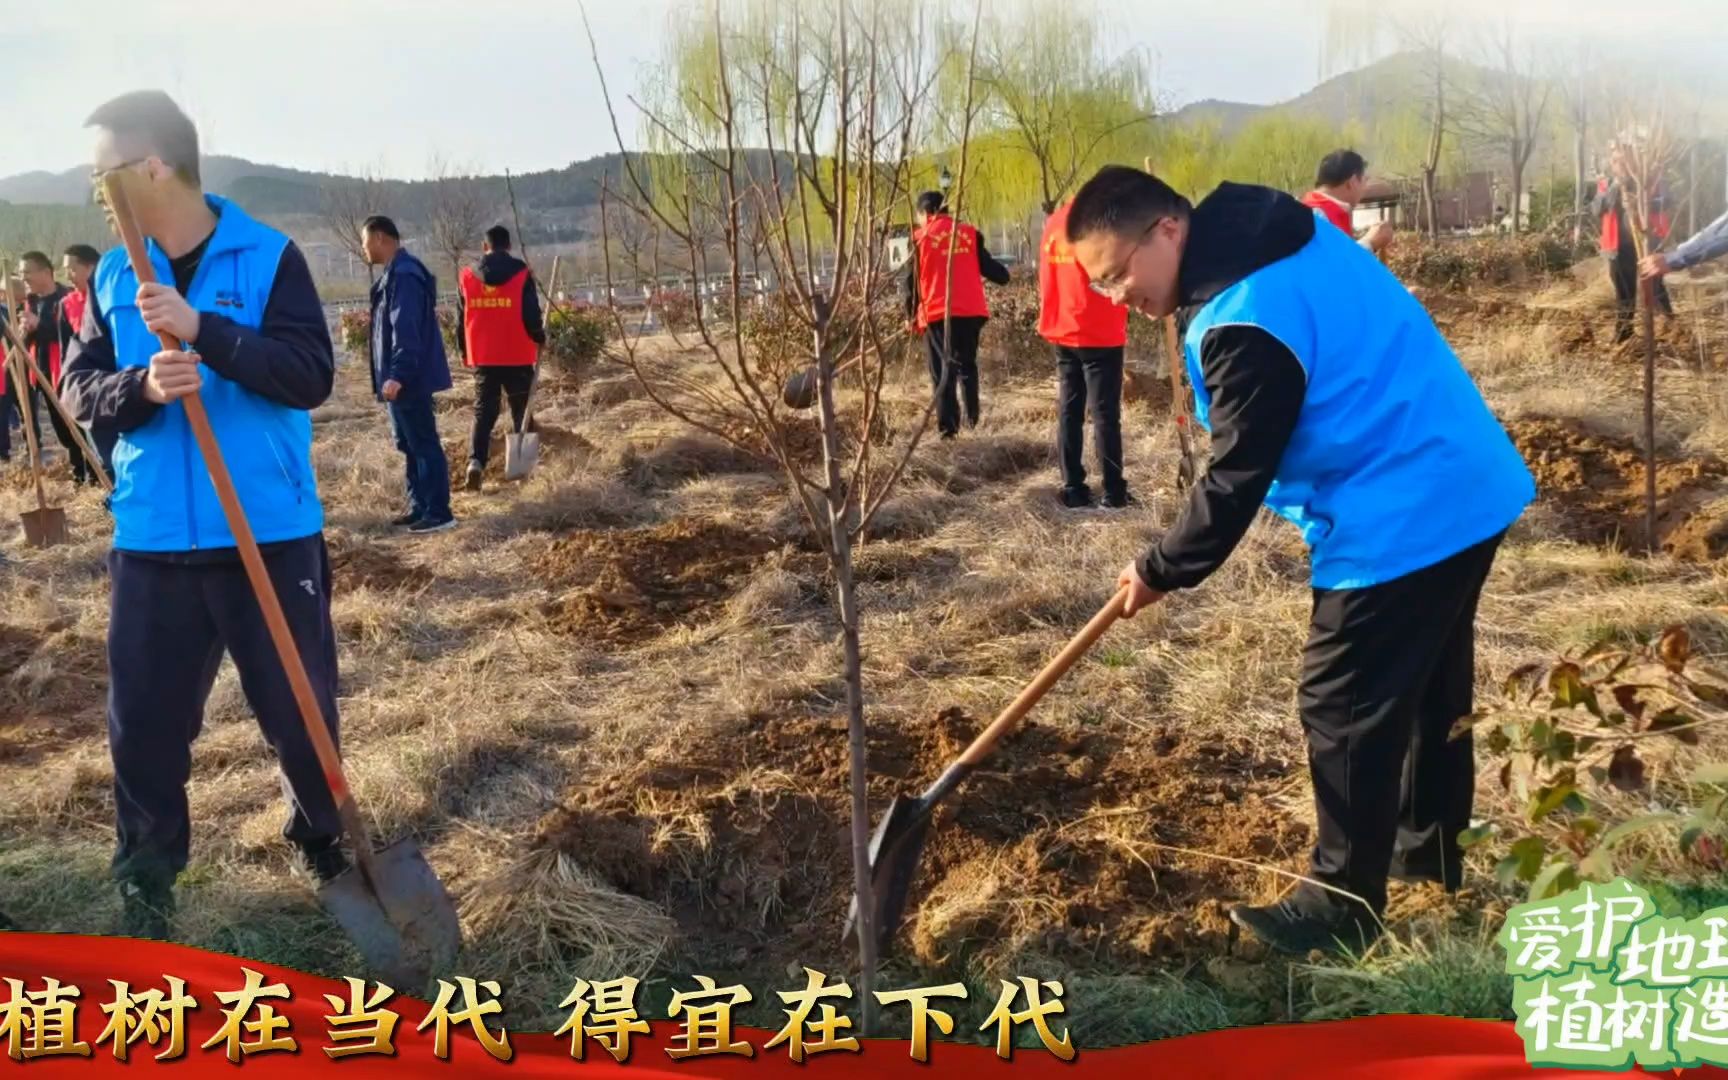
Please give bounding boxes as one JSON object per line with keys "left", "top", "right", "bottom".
{"left": 0, "top": 305, "right": 112, "bottom": 494}
{"left": 505, "top": 257, "right": 560, "bottom": 481}
{"left": 781, "top": 354, "right": 863, "bottom": 410}
{"left": 104, "top": 175, "right": 460, "bottom": 990}
{"left": 6, "top": 341, "right": 66, "bottom": 547}
{"left": 1163, "top": 314, "right": 1198, "bottom": 492}
{"left": 1143, "top": 156, "right": 1198, "bottom": 492}
{"left": 844, "top": 586, "right": 1129, "bottom": 956}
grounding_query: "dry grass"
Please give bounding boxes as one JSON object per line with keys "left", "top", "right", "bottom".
{"left": 2, "top": 279, "right": 1727, "bottom": 1033}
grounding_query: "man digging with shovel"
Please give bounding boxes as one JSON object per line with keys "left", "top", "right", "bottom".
{"left": 61, "top": 90, "right": 349, "bottom": 940}
{"left": 1065, "top": 166, "right": 1535, "bottom": 955}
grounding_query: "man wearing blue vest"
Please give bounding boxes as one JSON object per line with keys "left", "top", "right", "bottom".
{"left": 1067, "top": 166, "right": 1535, "bottom": 955}
{"left": 61, "top": 90, "right": 348, "bottom": 941}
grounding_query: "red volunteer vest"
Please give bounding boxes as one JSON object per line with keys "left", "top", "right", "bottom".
{"left": 913, "top": 215, "right": 989, "bottom": 329}
{"left": 1038, "top": 202, "right": 1127, "bottom": 348}
{"left": 50, "top": 289, "right": 84, "bottom": 390}
{"left": 459, "top": 266, "right": 537, "bottom": 366}
{"left": 1301, "top": 190, "right": 1353, "bottom": 234}
{"left": 1599, "top": 177, "right": 1672, "bottom": 255}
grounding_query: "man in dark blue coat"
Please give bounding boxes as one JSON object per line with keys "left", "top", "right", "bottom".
{"left": 362, "top": 215, "right": 455, "bottom": 532}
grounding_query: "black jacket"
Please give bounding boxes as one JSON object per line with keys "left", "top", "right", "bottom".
{"left": 900, "top": 223, "right": 1011, "bottom": 319}
{"left": 1138, "top": 182, "right": 1314, "bottom": 594}
{"left": 454, "top": 250, "right": 545, "bottom": 360}
{"left": 21, "top": 284, "right": 70, "bottom": 377}
{"left": 62, "top": 242, "right": 334, "bottom": 433}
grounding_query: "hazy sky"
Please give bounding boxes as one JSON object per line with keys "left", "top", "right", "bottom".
{"left": 4, "top": 0, "right": 1724, "bottom": 181}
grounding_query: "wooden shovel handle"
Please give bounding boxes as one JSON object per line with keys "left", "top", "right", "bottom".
{"left": 957, "top": 587, "right": 1129, "bottom": 767}
{"left": 4, "top": 334, "right": 49, "bottom": 512}
{"left": 103, "top": 177, "right": 373, "bottom": 860}
{"left": 0, "top": 310, "right": 113, "bottom": 492}
{"left": 521, "top": 255, "right": 561, "bottom": 428}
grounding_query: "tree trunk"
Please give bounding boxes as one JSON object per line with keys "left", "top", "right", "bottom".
{"left": 1422, "top": 168, "right": 1438, "bottom": 238}
{"left": 1573, "top": 125, "right": 1586, "bottom": 248}
{"left": 1688, "top": 139, "right": 1700, "bottom": 237}
{"left": 1510, "top": 157, "right": 1524, "bottom": 235}
{"left": 1641, "top": 279, "right": 1657, "bottom": 553}
{"left": 815, "top": 300, "right": 877, "bottom": 1033}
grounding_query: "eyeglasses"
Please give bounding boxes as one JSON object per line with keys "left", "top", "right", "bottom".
{"left": 90, "top": 159, "right": 148, "bottom": 206}
{"left": 1088, "top": 218, "right": 1165, "bottom": 299}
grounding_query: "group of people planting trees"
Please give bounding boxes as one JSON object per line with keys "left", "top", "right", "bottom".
{"left": 6, "top": 84, "right": 1728, "bottom": 959}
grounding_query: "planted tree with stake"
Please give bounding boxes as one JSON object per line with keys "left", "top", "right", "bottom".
{"left": 582, "top": 0, "right": 978, "bottom": 1023}
{"left": 1610, "top": 107, "right": 1684, "bottom": 553}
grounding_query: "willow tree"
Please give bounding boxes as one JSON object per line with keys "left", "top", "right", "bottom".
{"left": 1220, "top": 113, "right": 1350, "bottom": 195}
{"left": 960, "top": 0, "right": 1156, "bottom": 215}
{"left": 584, "top": 0, "right": 977, "bottom": 1022}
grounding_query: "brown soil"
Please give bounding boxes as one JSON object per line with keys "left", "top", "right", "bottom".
{"left": 1509, "top": 418, "right": 1728, "bottom": 559}
{"left": 0, "top": 623, "right": 107, "bottom": 765}
{"left": 533, "top": 519, "right": 781, "bottom": 643}
{"left": 1122, "top": 365, "right": 1174, "bottom": 411}
{"left": 326, "top": 533, "right": 436, "bottom": 592}
{"left": 535, "top": 706, "right": 1301, "bottom": 976}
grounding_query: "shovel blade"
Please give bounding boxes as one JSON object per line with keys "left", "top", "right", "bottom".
{"left": 317, "top": 839, "right": 461, "bottom": 993}
{"left": 841, "top": 794, "right": 934, "bottom": 958}
{"left": 21, "top": 507, "right": 68, "bottom": 548}
{"left": 503, "top": 432, "right": 540, "bottom": 480}
{"left": 782, "top": 367, "right": 818, "bottom": 410}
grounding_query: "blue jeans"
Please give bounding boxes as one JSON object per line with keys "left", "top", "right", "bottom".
{"left": 387, "top": 393, "right": 451, "bottom": 523}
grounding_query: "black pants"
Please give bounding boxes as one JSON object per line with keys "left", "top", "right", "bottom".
{"left": 469, "top": 366, "right": 536, "bottom": 467}
{"left": 1609, "top": 250, "right": 1673, "bottom": 341}
{"left": 1054, "top": 345, "right": 1126, "bottom": 501}
{"left": 43, "top": 390, "right": 92, "bottom": 483}
{"left": 1295, "top": 531, "right": 1505, "bottom": 919}
{"left": 107, "top": 534, "right": 344, "bottom": 886}
{"left": 924, "top": 316, "right": 985, "bottom": 437}
{"left": 0, "top": 381, "right": 41, "bottom": 461}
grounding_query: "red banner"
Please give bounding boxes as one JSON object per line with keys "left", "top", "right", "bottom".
{"left": 2, "top": 934, "right": 1724, "bottom": 1076}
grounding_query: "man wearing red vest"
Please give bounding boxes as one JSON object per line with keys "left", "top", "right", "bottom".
{"left": 1040, "top": 200, "right": 1132, "bottom": 509}
{"left": 902, "top": 191, "right": 1010, "bottom": 438}
{"left": 1299, "top": 150, "right": 1393, "bottom": 255}
{"left": 1594, "top": 143, "right": 1673, "bottom": 343}
{"left": 456, "top": 224, "right": 545, "bottom": 491}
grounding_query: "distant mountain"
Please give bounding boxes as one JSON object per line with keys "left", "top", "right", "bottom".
{"left": 0, "top": 150, "right": 796, "bottom": 248}
{"left": 1171, "top": 51, "right": 1476, "bottom": 136}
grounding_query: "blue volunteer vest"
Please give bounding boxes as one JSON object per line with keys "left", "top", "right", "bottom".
{"left": 1184, "top": 213, "right": 1534, "bottom": 589}
{"left": 94, "top": 195, "right": 324, "bottom": 552}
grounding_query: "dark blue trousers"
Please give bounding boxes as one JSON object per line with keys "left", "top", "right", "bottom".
{"left": 106, "top": 534, "right": 343, "bottom": 885}
{"left": 387, "top": 393, "right": 451, "bottom": 523}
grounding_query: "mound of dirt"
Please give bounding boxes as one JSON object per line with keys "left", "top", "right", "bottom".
{"left": 1122, "top": 365, "right": 1173, "bottom": 411}
{"left": 534, "top": 706, "right": 1301, "bottom": 977}
{"left": 533, "top": 519, "right": 781, "bottom": 643}
{"left": 327, "top": 534, "right": 435, "bottom": 592}
{"left": 1509, "top": 418, "right": 1728, "bottom": 559}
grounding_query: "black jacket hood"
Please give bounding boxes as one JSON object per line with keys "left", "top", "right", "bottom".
{"left": 1177, "top": 182, "right": 1316, "bottom": 309}
{"left": 476, "top": 250, "right": 530, "bottom": 287}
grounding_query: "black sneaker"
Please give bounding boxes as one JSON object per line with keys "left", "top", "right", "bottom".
{"left": 390, "top": 511, "right": 421, "bottom": 527}
{"left": 296, "top": 839, "right": 352, "bottom": 885}
{"left": 408, "top": 515, "right": 457, "bottom": 534}
{"left": 1229, "top": 898, "right": 1381, "bottom": 956}
{"left": 465, "top": 463, "right": 484, "bottom": 492}
{"left": 1100, "top": 491, "right": 1139, "bottom": 510}
{"left": 1059, "top": 487, "right": 1094, "bottom": 510}
{"left": 118, "top": 877, "right": 175, "bottom": 941}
